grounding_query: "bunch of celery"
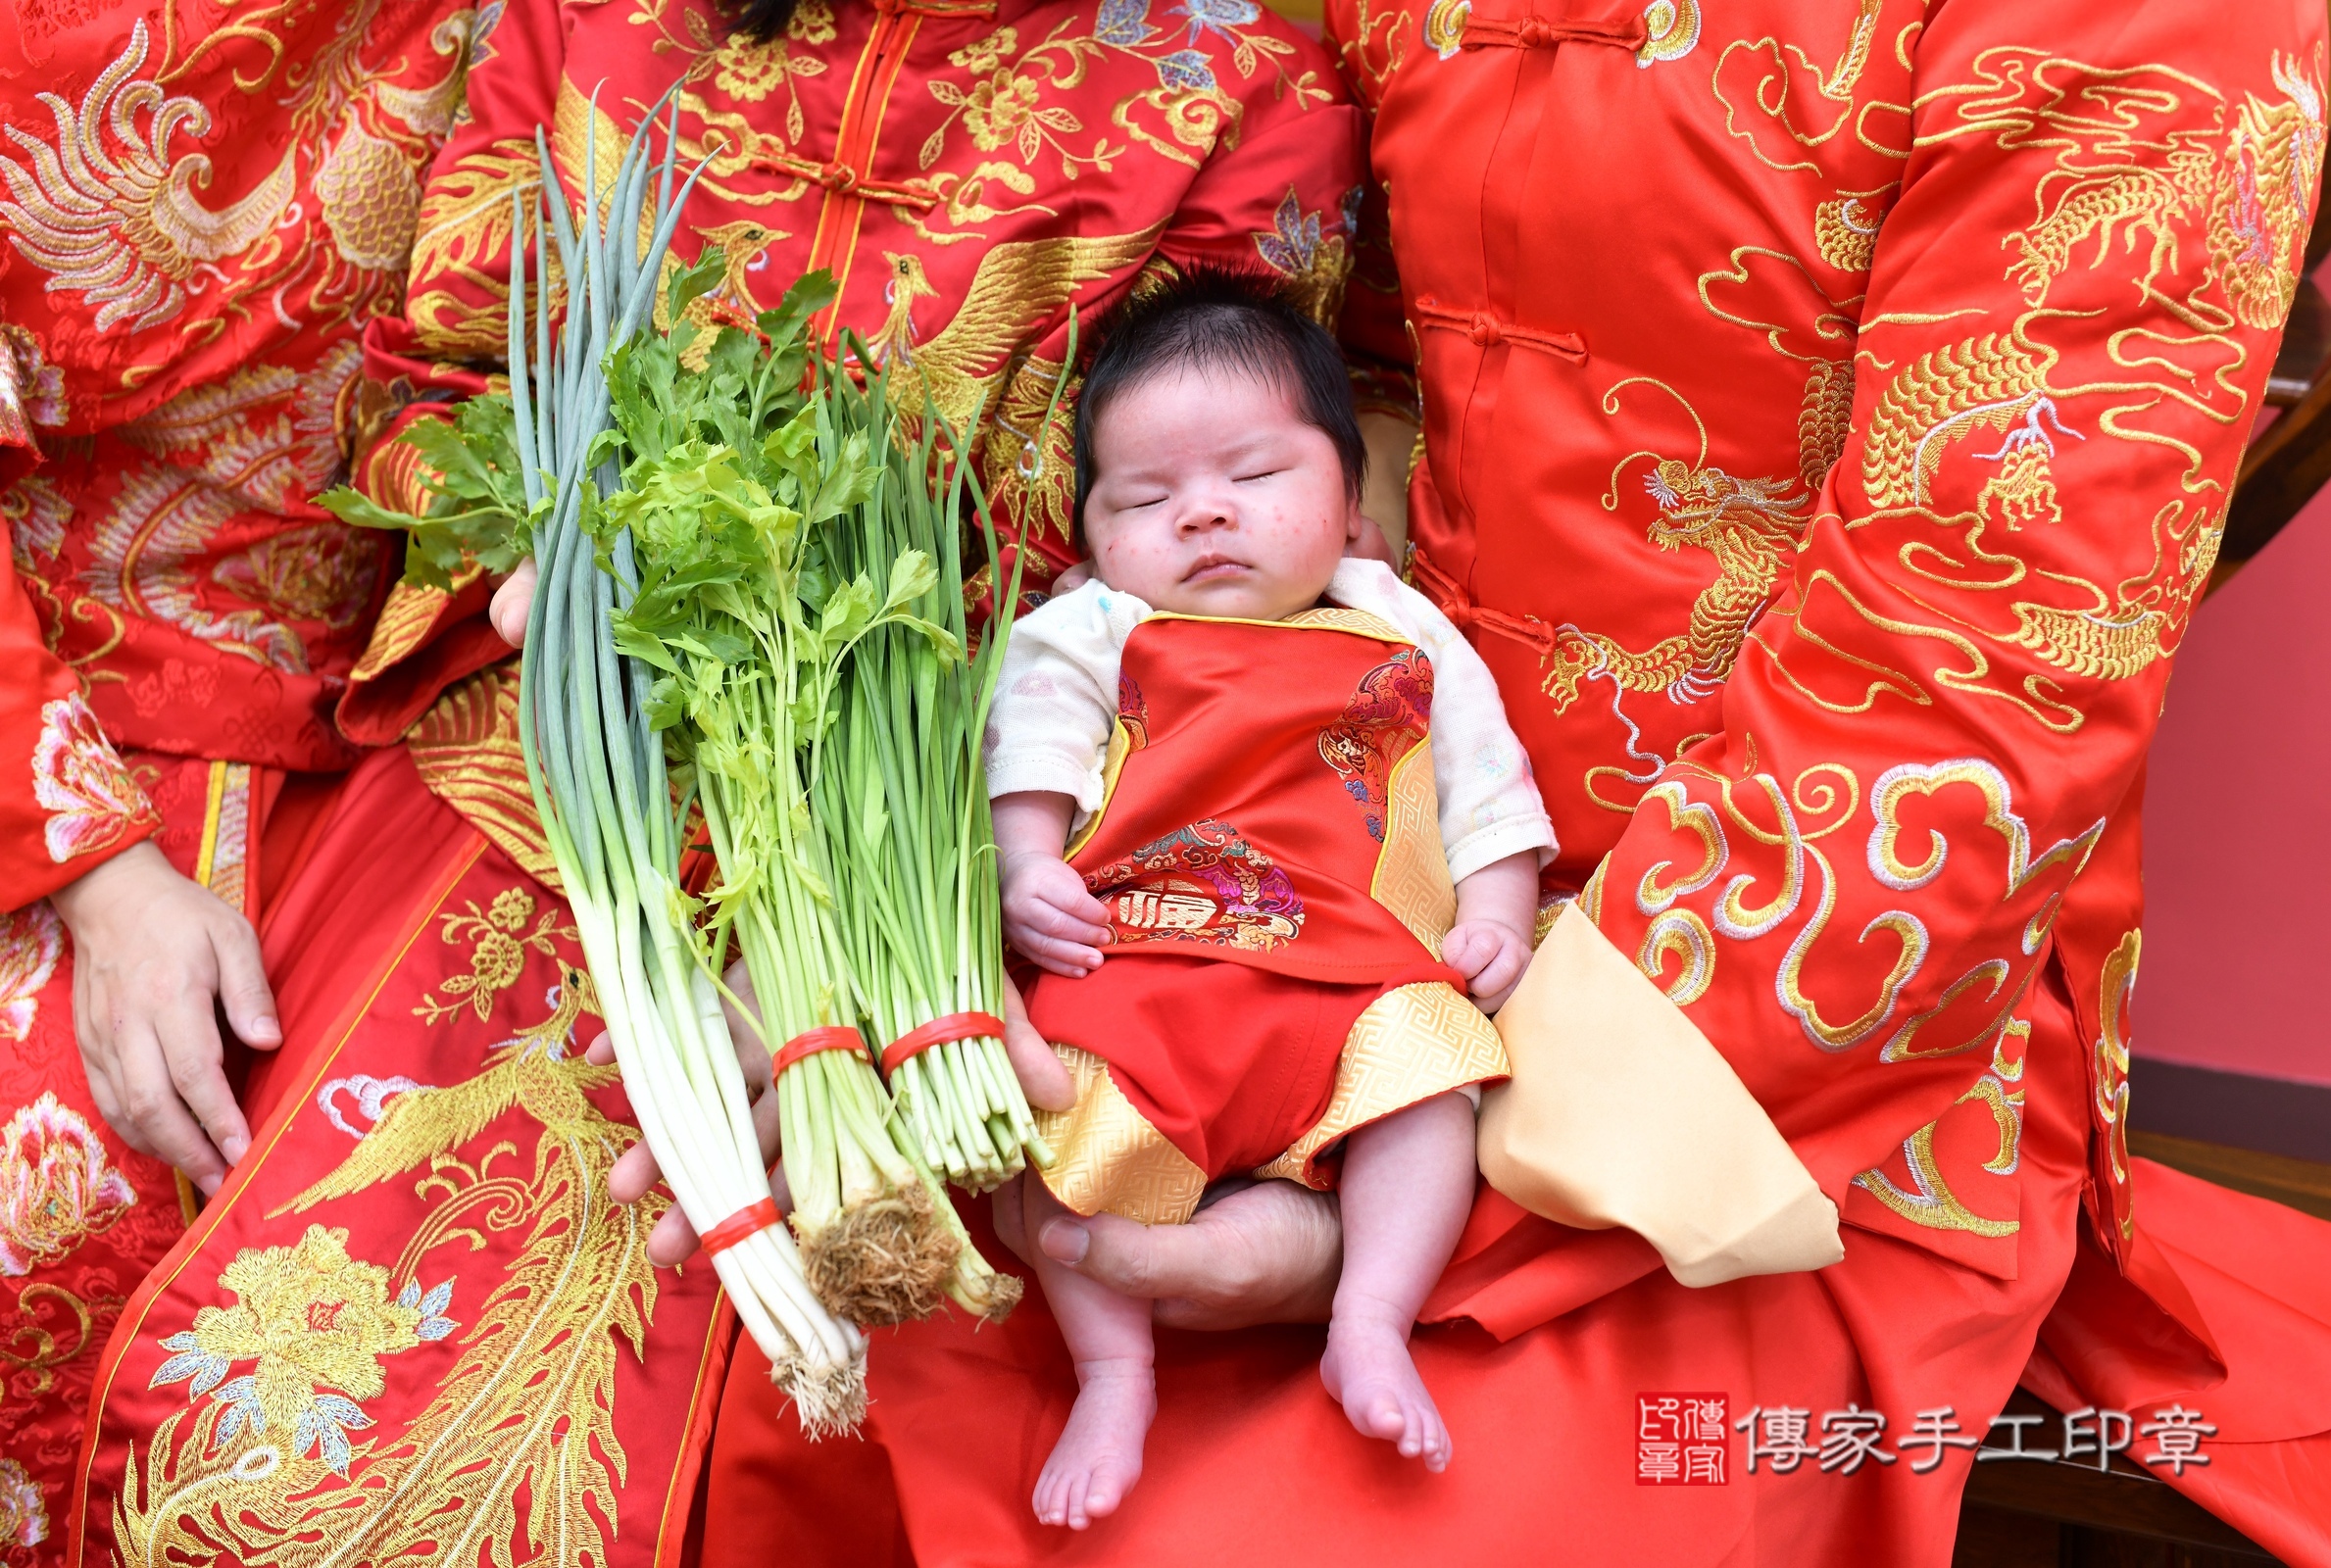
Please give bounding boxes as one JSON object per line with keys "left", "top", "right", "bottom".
{"left": 329, "top": 108, "right": 868, "bottom": 1431}
{"left": 329, "top": 96, "right": 1064, "bottom": 1361}
{"left": 603, "top": 312, "right": 987, "bottom": 1327}
{"left": 814, "top": 362, "right": 1054, "bottom": 1216}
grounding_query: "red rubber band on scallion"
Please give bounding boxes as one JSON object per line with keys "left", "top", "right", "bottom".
{"left": 701, "top": 1196, "right": 782, "bottom": 1256}
{"left": 772, "top": 1025, "right": 866, "bottom": 1076}
{"left": 879, "top": 1011, "right": 1005, "bottom": 1075}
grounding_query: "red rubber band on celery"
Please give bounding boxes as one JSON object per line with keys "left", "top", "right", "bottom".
{"left": 701, "top": 1197, "right": 781, "bottom": 1256}
{"left": 772, "top": 1025, "right": 866, "bottom": 1077}
{"left": 880, "top": 1011, "right": 1006, "bottom": 1074}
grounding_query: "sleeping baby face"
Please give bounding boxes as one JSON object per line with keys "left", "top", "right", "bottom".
{"left": 1078, "top": 365, "right": 1364, "bottom": 621}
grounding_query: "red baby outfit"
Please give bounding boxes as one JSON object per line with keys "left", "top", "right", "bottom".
{"left": 1026, "top": 610, "right": 1509, "bottom": 1222}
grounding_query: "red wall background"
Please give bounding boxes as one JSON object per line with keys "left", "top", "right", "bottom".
{"left": 2137, "top": 486, "right": 2331, "bottom": 1088}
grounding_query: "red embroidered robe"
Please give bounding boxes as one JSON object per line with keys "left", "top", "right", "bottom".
{"left": 60, "top": 1, "right": 1367, "bottom": 1562}
{"left": 698, "top": 2, "right": 2331, "bottom": 1565}
{"left": 0, "top": 2, "right": 471, "bottom": 1551}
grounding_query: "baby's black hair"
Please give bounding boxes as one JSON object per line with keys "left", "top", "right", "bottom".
{"left": 732, "top": 0, "right": 800, "bottom": 41}
{"left": 1072, "top": 271, "right": 1366, "bottom": 539}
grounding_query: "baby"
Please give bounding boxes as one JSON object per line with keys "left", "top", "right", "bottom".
{"left": 987, "top": 277, "right": 1555, "bottom": 1530}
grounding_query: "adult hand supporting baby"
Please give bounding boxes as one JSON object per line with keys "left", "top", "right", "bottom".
{"left": 587, "top": 968, "right": 1074, "bottom": 1265}
{"left": 992, "top": 1176, "right": 1344, "bottom": 1330}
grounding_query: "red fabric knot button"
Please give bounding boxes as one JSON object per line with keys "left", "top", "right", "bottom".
{"left": 1413, "top": 296, "right": 1586, "bottom": 364}
{"left": 1463, "top": 13, "right": 1650, "bottom": 51}
{"left": 1411, "top": 544, "right": 1560, "bottom": 660}
{"left": 881, "top": 1011, "right": 1006, "bottom": 1075}
{"left": 701, "top": 1196, "right": 782, "bottom": 1256}
{"left": 773, "top": 1024, "right": 868, "bottom": 1076}
{"left": 817, "top": 161, "right": 860, "bottom": 194}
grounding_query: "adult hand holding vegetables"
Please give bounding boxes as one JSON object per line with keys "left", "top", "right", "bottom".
{"left": 582, "top": 973, "right": 1344, "bottom": 1328}
{"left": 356, "top": 123, "right": 1342, "bottom": 1425}
{"left": 577, "top": 960, "right": 1075, "bottom": 1265}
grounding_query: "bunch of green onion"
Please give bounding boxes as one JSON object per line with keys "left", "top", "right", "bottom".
{"left": 326, "top": 97, "right": 1067, "bottom": 1397}
{"left": 332, "top": 104, "right": 867, "bottom": 1431}
{"left": 810, "top": 361, "right": 1054, "bottom": 1318}
{"left": 814, "top": 365, "right": 1055, "bottom": 1210}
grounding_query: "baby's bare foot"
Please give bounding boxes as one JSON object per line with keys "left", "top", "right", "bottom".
{"left": 1320, "top": 1317, "right": 1452, "bottom": 1471}
{"left": 1033, "top": 1361, "right": 1157, "bottom": 1529}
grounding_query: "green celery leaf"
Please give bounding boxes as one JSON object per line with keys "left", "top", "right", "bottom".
{"left": 882, "top": 549, "right": 939, "bottom": 612}
{"left": 888, "top": 615, "right": 965, "bottom": 663}
{"left": 756, "top": 270, "right": 839, "bottom": 355}
{"left": 644, "top": 674, "right": 687, "bottom": 730}
{"left": 818, "top": 575, "right": 876, "bottom": 650}
{"left": 322, "top": 394, "right": 531, "bottom": 590}
{"left": 613, "top": 616, "right": 682, "bottom": 672}
{"left": 666, "top": 246, "right": 729, "bottom": 325}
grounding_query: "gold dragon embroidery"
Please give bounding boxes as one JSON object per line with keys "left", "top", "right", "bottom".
{"left": 2002, "top": 498, "right": 2223, "bottom": 681}
{"left": 1542, "top": 380, "right": 1813, "bottom": 719}
{"left": 1858, "top": 48, "right": 2323, "bottom": 697}
{"left": 1860, "top": 329, "right": 2071, "bottom": 521}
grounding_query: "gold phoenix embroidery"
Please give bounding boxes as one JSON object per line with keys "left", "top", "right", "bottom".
{"left": 116, "top": 966, "right": 670, "bottom": 1568}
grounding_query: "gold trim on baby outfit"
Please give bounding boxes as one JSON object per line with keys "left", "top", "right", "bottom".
{"left": 1366, "top": 742, "right": 1457, "bottom": 953}
{"left": 1064, "top": 716, "right": 1135, "bottom": 861}
{"left": 1254, "top": 979, "right": 1509, "bottom": 1190}
{"left": 1143, "top": 606, "right": 1411, "bottom": 643}
{"left": 1034, "top": 1044, "right": 1211, "bottom": 1224}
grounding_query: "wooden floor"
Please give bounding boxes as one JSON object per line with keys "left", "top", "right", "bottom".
{"left": 1950, "top": 1130, "right": 2329, "bottom": 1567}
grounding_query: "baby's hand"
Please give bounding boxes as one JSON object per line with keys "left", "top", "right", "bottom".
{"left": 1003, "top": 850, "right": 1113, "bottom": 977}
{"left": 1442, "top": 918, "right": 1530, "bottom": 1014}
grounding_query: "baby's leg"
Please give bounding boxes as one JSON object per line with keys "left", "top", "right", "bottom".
{"left": 1017, "top": 1174, "right": 1159, "bottom": 1529}
{"left": 1319, "top": 1091, "right": 1477, "bottom": 1472}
